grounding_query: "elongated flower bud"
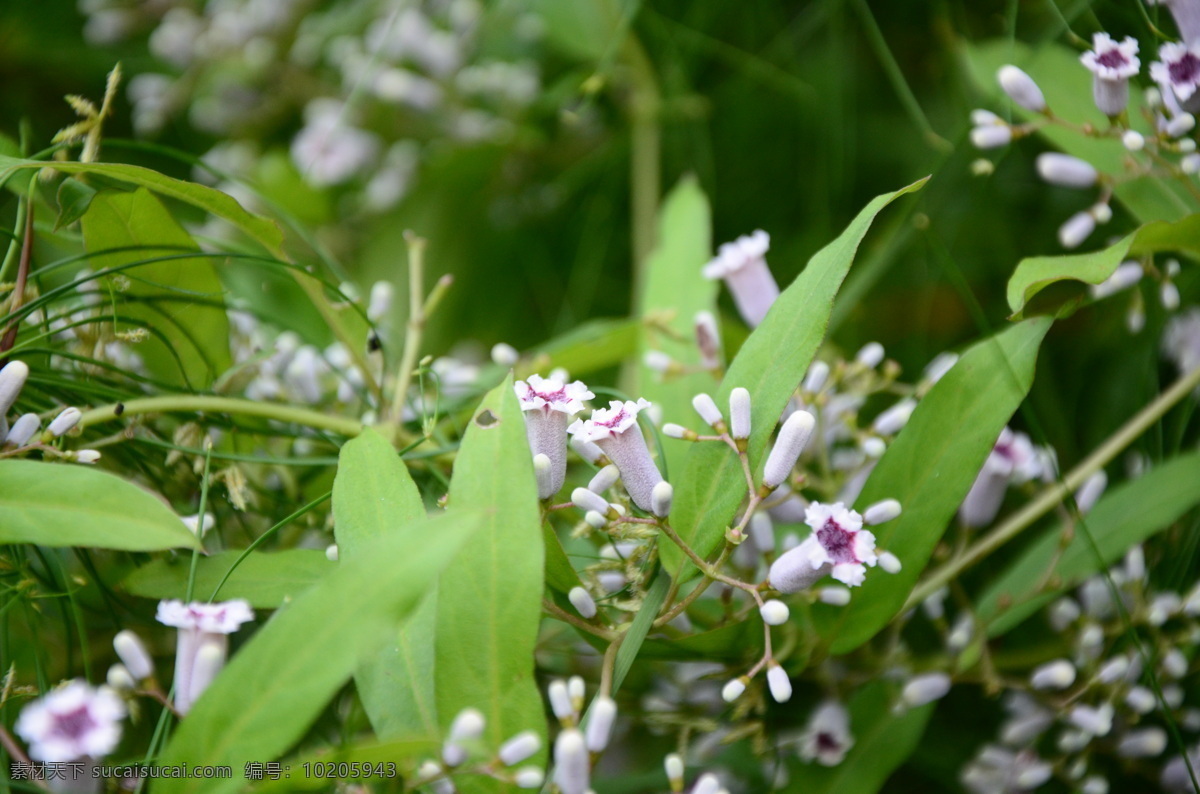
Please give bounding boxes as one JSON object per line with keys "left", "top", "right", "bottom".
{"left": 1075, "top": 471, "right": 1107, "bottom": 515}
{"left": 498, "top": 730, "right": 541, "bottom": 765}
{"left": 568, "top": 676, "right": 585, "bottom": 712}
{"left": 760, "top": 599, "right": 789, "bottom": 625}
{"left": 664, "top": 753, "right": 685, "bottom": 791}
{"left": 971, "top": 124, "right": 1012, "bottom": 149}
{"left": 47, "top": 407, "right": 82, "bottom": 437}
{"left": 1168, "top": 112, "right": 1196, "bottom": 139}
{"left": 721, "top": 677, "right": 747, "bottom": 702}
{"left": 1069, "top": 703, "right": 1113, "bottom": 736}
{"left": 554, "top": 729, "right": 590, "bottom": 794}
{"left": 819, "top": 586, "right": 852, "bottom": 606}
{"left": 73, "top": 449, "right": 101, "bottom": 464}
{"left": 588, "top": 465, "right": 620, "bottom": 494}
{"left": 533, "top": 453, "right": 554, "bottom": 497}
{"left": 571, "top": 437, "right": 605, "bottom": 465}
{"left": 729, "top": 388, "right": 751, "bottom": 440}
{"left": 663, "top": 423, "right": 693, "bottom": 440}
{"left": 515, "top": 767, "right": 544, "bottom": 788}
{"left": 650, "top": 481, "right": 673, "bottom": 518}
{"left": 1059, "top": 210, "right": 1095, "bottom": 249}
{"left": 767, "top": 664, "right": 792, "bottom": 703}
{"left": 572, "top": 487, "right": 610, "bottom": 516}
{"left": 491, "top": 343, "right": 519, "bottom": 367}
{"left": 694, "top": 311, "right": 721, "bottom": 369}
{"left": 584, "top": 510, "right": 607, "bottom": 528}
{"left": 113, "top": 630, "right": 154, "bottom": 681}
{"left": 107, "top": 663, "right": 136, "bottom": 691}
{"left": 863, "top": 499, "right": 902, "bottom": 525}
{"left": 803, "top": 360, "right": 830, "bottom": 393}
{"left": 5, "top": 413, "right": 39, "bottom": 446}
{"left": 872, "top": 399, "right": 915, "bottom": 435}
{"left": 856, "top": 342, "right": 885, "bottom": 368}
{"left": 1036, "top": 153, "right": 1098, "bottom": 188}
{"left": 569, "top": 399, "right": 663, "bottom": 512}
{"left": 878, "top": 551, "right": 902, "bottom": 574}
{"left": 998, "top": 65, "right": 1046, "bottom": 112}
{"left": 0, "top": 360, "right": 28, "bottom": 417}
{"left": 568, "top": 587, "right": 597, "bottom": 619}
{"left": 449, "top": 708, "right": 486, "bottom": 742}
{"left": 549, "top": 679, "right": 574, "bottom": 723}
{"left": 692, "top": 393, "right": 724, "bottom": 429}
{"left": 748, "top": 512, "right": 774, "bottom": 553}
{"left": 585, "top": 696, "right": 617, "bottom": 752}
{"left": 762, "top": 411, "right": 816, "bottom": 488}
{"left": 901, "top": 672, "right": 951, "bottom": 707}
{"left": 1118, "top": 727, "right": 1168, "bottom": 758}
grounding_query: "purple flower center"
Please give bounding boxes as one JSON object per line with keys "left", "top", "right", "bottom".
{"left": 816, "top": 731, "right": 841, "bottom": 752}
{"left": 816, "top": 518, "right": 859, "bottom": 564}
{"left": 1170, "top": 53, "right": 1200, "bottom": 86}
{"left": 1095, "top": 49, "right": 1129, "bottom": 70}
{"left": 51, "top": 705, "right": 97, "bottom": 741}
{"left": 530, "top": 386, "right": 569, "bottom": 405}
{"left": 594, "top": 407, "right": 631, "bottom": 430}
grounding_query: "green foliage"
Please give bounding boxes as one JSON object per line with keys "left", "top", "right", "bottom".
{"left": 123, "top": 549, "right": 332, "bottom": 607}
{"left": 154, "top": 510, "right": 482, "bottom": 794}
{"left": 665, "top": 177, "right": 928, "bottom": 579}
{"left": 0, "top": 460, "right": 199, "bottom": 550}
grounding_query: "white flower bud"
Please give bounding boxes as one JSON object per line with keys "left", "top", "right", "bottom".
{"left": 1090, "top": 262, "right": 1142, "bottom": 298}
{"left": 490, "top": 342, "right": 519, "bottom": 367}
{"left": 664, "top": 753, "right": 685, "bottom": 789}
{"left": 803, "top": 360, "right": 830, "bottom": 393}
{"left": 694, "top": 310, "right": 721, "bottom": 369}
{"left": 5, "top": 413, "right": 39, "bottom": 446}
{"left": 572, "top": 487, "right": 610, "bottom": 516}
{"left": 767, "top": 664, "right": 792, "bottom": 703}
{"left": 1048, "top": 597, "right": 1080, "bottom": 630}
{"left": 571, "top": 437, "right": 605, "bottom": 464}
{"left": 597, "top": 572, "right": 625, "bottom": 593}
{"left": 1015, "top": 762, "right": 1053, "bottom": 789}
{"left": 1122, "top": 130, "right": 1145, "bottom": 151}
{"left": 692, "top": 773, "right": 720, "bottom": 794}
{"left": 1097, "top": 655, "right": 1130, "bottom": 684}
{"left": 925, "top": 351, "right": 959, "bottom": 384}
{"left": 585, "top": 696, "right": 617, "bottom": 752}
{"left": 998, "top": 65, "right": 1046, "bottom": 112}
{"left": 1164, "top": 683, "right": 1185, "bottom": 708}
{"left": 106, "top": 663, "right": 136, "bottom": 691}
{"left": 863, "top": 499, "right": 902, "bottom": 526}
{"left": 588, "top": 465, "right": 620, "bottom": 494}
{"left": 187, "top": 640, "right": 226, "bottom": 713}
{"left": 568, "top": 586, "right": 597, "bottom": 619}
{"left": 0, "top": 360, "right": 29, "bottom": 415}
{"left": 1081, "top": 775, "right": 1108, "bottom": 794}
{"left": 762, "top": 410, "right": 816, "bottom": 488}
{"left": 584, "top": 511, "right": 607, "bottom": 529}
{"left": 861, "top": 436, "right": 887, "bottom": 458}
{"left": 1164, "top": 648, "right": 1188, "bottom": 678}
{"left": 947, "top": 614, "right": 974, "bottom": 652}
{"left": 1036, "top": 153, "right": 1099, "bottom": 188}
{"left": 1057, "top": 728, "right": 1091, "bottom": 753}
{"left": 878, "top": 551, "right": 902, "bottom": 574}
{"left": 73, "top": 449, "right": 101, "bottom": 464}
{"left": 554, "top": 729, "right": 589, "bottom": 794}
{"left": 1168, "top": 112, "right": 1196, "bottom": 138}
{"left": 449, "top": 708, "right": 486, "bottom": 742}
{"left": 1068, "top": 703, "right": 1113, "bottom": 736}
{"left": 113, "top": 630, "right": 154, "bottom": 681}
{"left": 721, "top": 678, "right": 746, "bottom": 702}
{"left": 532, "top": 453, "right": 555, "bottom": 499}
{"left": 748, "top": 512, "right": 774, "bottom": 553}
{"left": 1125, "top": 544, "right": 1146, "bottom": 582}
{"left": 729, "top": 388, "right": 751, "bottom": 440}
{"left": 1145, "top": 86, "right": 1162, "bottom": 107}
{"left": 971, "top": 109, "right": 1002, "bottom": 126}
{"left": 760, "top": 599, "right": 790, "bottom": 625}
{"left": 47, "top": 407, "right": 82, "bottom": 437}
{"left": 367, "top": 280, "right": 393, "bottom": 322}
{"left": 650, "top": 481, "right": 673, "bottom": 518}
{"left": 1183, "top": 153, "right": 1200, "bottom": 174}
{"left": 568, "top": 676, "right": 585, "bottom": 712}
{"left": 499, "top": 730, "right": 541, "bottom": 766}
{"left": 1030, "top": 659, "right": 1076, "bottom": 690}
{"left": 1058, "top": 210, "right": 1095, "bottom": 249}
{"left": 663, "top": 423, "right": 690, "bottom": 439}
{"left": 818, "top": 586, "right": 851, "bottom": 606}
{"left": 549, "top": 679, "right": 574, "bottom": 722}
{"left": 1118, "top": 727, "right": 1168, "bottom": 758}
{"left": 692, "top": 393, "right": 724, "bottom": 428}
{"left": 515, "top": 766, "right": 544, "bottom": 788}
{"left": 644, "top": 350, "right": 674, "bottom": 373}
{"left": 901, "top": 673, "right": 951, "bottom": 707}
{"left": 855, "top": 341, "right": 885, "bottom": 368}
{"left": 1126, "top": 685, "right": 1156, "bottom": 714}
{"left": 1091, "top": 202, "right": 1112, "bottom": 224}
{"left": 1074, "top": 471, "right": 1106, "bottom": 515}
{"left": 872, "top": 399, "right": 916, "bottom": 436}
{"left": 970, "top": 124, "right": 1012, "bottom": 149}
{"left": 1163, "top": 281, "right": 1181, "bottom": 311}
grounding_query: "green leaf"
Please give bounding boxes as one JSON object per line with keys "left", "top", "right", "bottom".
{"left": 543, "top": 520, "right": 583, "bottom": 594}
{"left": 437, "top": 374, "right": 547, "bottom": 784}
{"left": 613, "top": 570, "right": 670, "bottom": 692}
{"left": 252, "top": 738, "right": 438, "bottom": 791}
{"left": 628, "top": 175, "right": 716, "bottom": 479}
{"left": 782, "top": 681, "right": 933, "bottom": 794}
{"left": 978, "top": 452, "right": 1200, "bottom": 637}
{"left": 122, "top": 550, "right": 332, "bottom": 608}
{"left": 665, "top": 178, "right": 928, "bottom": 579}
{"left": 1006, "top": 233, "right": 1135, "bottom": 318}
{"left": 815, "top": 318, "right": 1052, "bottom": 654}
{"left": 55, "top": 177, "right": 96, "bottom": 230}
{"left": 962, "top": 40, "right": 1194, "bottom": 224}
{"left": 332, "top": 428, "right": 440, "bottom": 741}
{"left": 0, "top": 460, "right": 199, "bottom": 551}
{"left": 80, "top": 188, "right": 231, "bottom": 388}
{"left": 154, "top": 510, "right": 482, "bottom": 794}
{"left": 0, "top": 155, "right": 285, "bottom": 255}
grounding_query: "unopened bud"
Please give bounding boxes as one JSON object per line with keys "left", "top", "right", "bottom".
{"left": 692, "top": 774, "right": 721, "bottom": 794}
{"left": 554, "top": 729, "right": 589, "bottom": 794}
{"left": 585, "top": 696, "right": 617, "bottom": 752}
{"left": 803, "top": 360, "right": 830, "bottom": 393}
{"left": 448, "top": 708, "right": 486, "bottom": 742}
{"left": 568, "top": 676, "right": 585, "bottom": 712}
{"left": 1162, "top": 281, "right": 1181, "bottom": 311}
{"left": 644, "top": 350, "right": 674, "bottom": 373}
{"left": 1068, "top": 703, "right": 1113, "bottom": 736}
{"left": 567, "top": 585, "right": 597, "bottom": 618}
{"left": 1030, "top": 659, "right": 1076, "bottom": 690}
{"left": 73, "top": 449, "right": 101, "bottom": 464}
{"left": 878, "top": 550, "right": 902, "bottom": 574}
{"left": 855, "top": 342, "right": 885, "bottom": 369}
{"left": 721, "top": 677, "right": 747, "bottom": 702}
{"left": 650, "top": 481, "right": 673, "bottom": 518}
{"left": 0, "top": 361, "right": 29, "bottom": 415}
{"left": 748, "top": 512, "right": 774, "bottom": 553}
{"left": 900, "top": 673, "right": 951, "bottom": 708}
{"left": 664, "top": 753, "right": 685, "bottom": 790}
{"left": 515, "top": 767, "right": 545, "bottom": 788}
{"left": 767, "top": 664, "right": 792, "bottom": 703}
{"left": 998, "top": 65, "right": 1046, "bottom": 112}
{"left": 325, "top": 544, "right": 339, "bottom": 562}
{"left": 572, "top": 487, "right": 610, "bottom": 516}
{"left": 5, "top": 413, "right": 39, "bottom": 446}
{"left": 1074, "top": 471, "right": 1107, "bottom": 515}
{"left": 1168, "top": 112, "right": 1196, "bottom": 138}
{"left": 818, "top": 586, "right": 851, "bottom": 606}
{"left": 692, "top": 393, "right": 724, "bottom": 429}
{"left": 971, "top": 124, "right": 1012, "bottom": 149}
{"left": 491, "top": 343, "right": 519, "bottom": 367}
{"left": 1058, "top": 210, "right": 1095, "bottom": 249}
{"left": 1117, "top": 727, "right": 1168, "bottom": 758}
{"left": 532, "top": 453, "right": 554, "bottom": 498}
{"left": 1036, "top": 153, "right": 1098, "bottom": 188}
{"left": 113, "top": 630, "right": 154, "bottom": 681}
{"left": 584, "top": 510, "right": 607, "bottom": 529}
{"left": 864, "top": 499, "right": 902, "bottom": 525}
{"left": 760, "top": 599, "right": 790, "bottom": 625}
{"left": 694, "top": 311, "right": 721, "bottom": 369}
{"left": 549, "top": 680, "right": 574, "bottom": 723}
{"left": 873, "top": 399, "right": 916, "bottom": 435}
{"left": 729, "top": 388, "right": 751, "bottom": 440}
{"left": 1122, "top": 130, "right": 1145, "bottom": 151}
{"left": 571, "top": 437, "right": 605, "bottom": 465}
{"left": 47, "top": 407, "right": 82, "bottom": 437}
{"left": 762, "top": 411, "right": 816, "bottom": 488}
{"left": 588, "top": 465, "right": 620, "bottom": 494}
{"left": 662, "top": 423, "right": 694, "bottom": 440}
{"left": 107, "top": 664, "right": 136, "bottom": 691}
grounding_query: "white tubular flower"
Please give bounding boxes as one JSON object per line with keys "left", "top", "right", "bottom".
{"left": 1030, "top": 659, "right": 1076, "bottom": 690}
{"left": 155, "top": 599, "right": 254, "bottom": 714}
{"left": 1164, "top": 308, "right": 1200, "bottom": 375}
{"left": 585, "top": 696, "right": 617, "bottom": 752}
{"left": 0, "top": 360, "right": 29, "bottom": 420}
{"left": 1090, "top": 261, "right": 1143, "bottom": 299}
{"left": 515, "top": 766, "right": 545, "bottom": 788}
{"left": 702, "top": 230, "right": 779, "bottom": 328}
{"left": 572, "top": 487, "right": 610, "bottom": 516}
{"left": 729, "top": 388, "right": 752, "bottom": 440}
{"left": 855, "top": 342, "right": 885, "bottom": 369}
{"left": 694, "top": 311, "right": 721, "bottom": 369}
{"left": 1081, "top": 34, "right": 1140, "bottom": 116}
{"left": 1074, "top": 470, "right": 1107, "bottom": 514}
{"left": 571, "top": 436, "right": 605, "bottom": 465}
{"left": 798, "top": 701, "right": 854, "bottom": 766}
{"left": 1068, "top": 703, "right": 1114, "bottom": 737}
{"left": 113, "top": 630, "right": 154, "bottom": 681}
{"left": 650, "top": 481, "right": 673, "bottom": 518}
{"left": 863, "top": 499, "right": 901, "bottom": 526}
{"left": 498, "top": 731, "right": 541, "bottom": 766}
{"left": 692, "top": 393, "right": 724, "bottom": 429}
{"left": 554, "top": 728, "right": 590, "bottom": 794}
{"left": 548, "top": 680, "right": 574, "bottom": 723}
{"left": 1151, "top": 42, "right": 1200, "bottom": 105}
{"left": 1036, "top": 153, "right": 1099, "bottom": 188}
{"left": 872, "top": 398, "right": 916, "bottom": 435}
{"left": 1119, "top": 727, "right": 1168, "bottom": 758}
{"left": 568, "top": 586, "right": 597, "bottom": 619}
{"left": 970, "top": 123, "right": 1012, "bottom": 149}
{"left": 803, "top": 360, "right": 830, "bottom": 393}
{"left": 762, "top": 410, "right": 817, "bottom": 489}
{"left": 878, "top": 551, "right": 902, "bottom": 574}
{"left": 47, "top": 407, "right": 82, "bottom": 437}
{"left": 721, "top": 678, "right": 747, "bottom": 702}
{"left": 998, "top": 65, "right": 1047, "bottom": 112}
{"left": 588, "top": 465, "right": 621, "bottom": 495}
{"left": 664, "top": 753, "right": 685, "bottom": 790}
{"left": 778, "top": 502, "right": 878, "bottom": 588}
{"left": 958, "top": 427, "right": 1039, "bottom": 527}
{"left": 767, "top": 664, "right": 792, "bottom": 703}
{"left": 901, "top": 672, "right": 951, "bottom": 707}
{"left": 568, "top": 399, "right": 664, "bottom": 512}
{"left": 760, "top": 599, "right": 790, "bottom": 625}
{"left": 516, "top": 375, "right": 594, "bottom": 500}
{"left": 15, "top": 680, "right": 125, "bottom": 762}
{"left": 5, "top": 413, "right": 39, "bottom": 446}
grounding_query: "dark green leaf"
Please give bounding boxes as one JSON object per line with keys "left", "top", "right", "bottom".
{"left": 55, "top": 177, "right": 96, "bottom": 230}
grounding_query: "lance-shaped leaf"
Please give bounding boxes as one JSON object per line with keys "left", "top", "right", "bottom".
{"left": 436, "top": 374, "right": 547, "bottom": 785}
{"left": 123, "top": 550, "right": 331, "bottom": 608}
{"left": 0, "top": 460, "right": 198, "bottom": 551}
{"left": 154, "top": 510, "right": 482, "bottom": 794}
{"left": 813, "top": 318, "right": 1052, "bottom": 654}
{"left": 332, "top": 428, "right": 440, "bottom": 741}
{"left": 664, "top": 178, "right": 928, "bottom": 579}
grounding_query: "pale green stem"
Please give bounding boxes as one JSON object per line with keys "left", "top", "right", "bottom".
{"left": 623, "top": 37, "right": 661, "bottom": 292}
{"left": 905, "top": 363, "right": 1200, "bottom": 611}
{"left": 387, "top": 233, "right": 428, "bottom": 426}
{"left": 78, "top": 395, "right": 363, "bottom": 437}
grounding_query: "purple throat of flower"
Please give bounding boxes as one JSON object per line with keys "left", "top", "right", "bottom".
{"left": 594, "top": 406, "right": 632, "bottom": 430}
{"left": 816, "top": 732, "right": 841, "bottom": 752}
{"left": 1170, "top": 52, "right": 1200, "bottom": 85}
{"left": 52, "top": 705, "right": 97, "bottom": 740}
{"left": 1095, "top": 49, "right": 1130, "bottom": 70}
{"left": 528, "top": 385, "right": 570, "bottom": 406}
{"left": 817, "top": 518, "right": 859, "bottom": 564}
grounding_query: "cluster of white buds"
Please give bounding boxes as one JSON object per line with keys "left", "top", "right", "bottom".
{"left": 155, "top": 599, "right": 254, "bottom": 714}
{"left": 568, "top": 398, "right": 667, "bottom": 513}
{"left": 0, "top": 359, "right": 100, "bottom": 462}
{"left": 416, "top": 709, "right": 544, "bottom": 790}
{"left": 515, "top": 374, "right": 594, "bottom": 499}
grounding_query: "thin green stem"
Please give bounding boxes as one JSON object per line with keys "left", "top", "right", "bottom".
{"left": 388, "top": 233, "right": 433, "bottom": 426}
{"left": 906, "top": 364, "right": 1200, "bottom": 611}
{"left": 623, "top": 37, "right": 661, "bottom": 290}
{"left": 77, "top": 395, "right": 364, "bottom": 437}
